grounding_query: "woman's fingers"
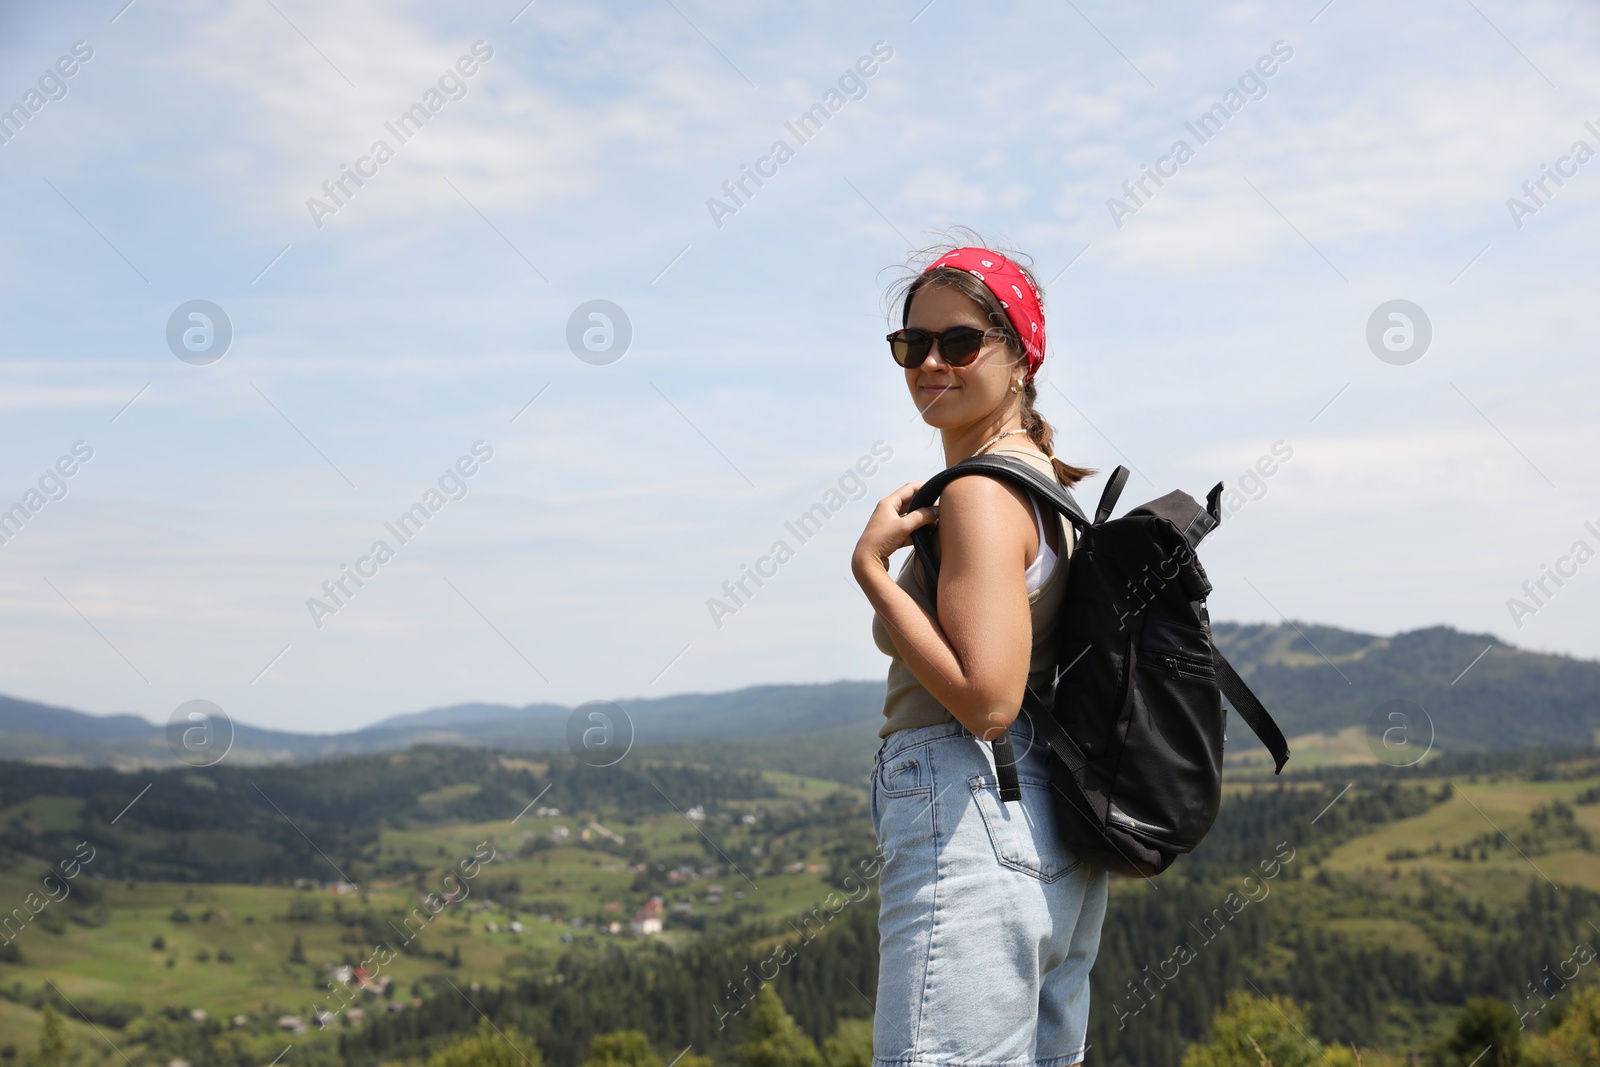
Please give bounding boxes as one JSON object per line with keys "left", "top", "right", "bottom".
{"left": 855, "top": 484, "right": 938, "bottom": 573}
{"left": 886, "top": 481, "right": 924, "bottom": 514}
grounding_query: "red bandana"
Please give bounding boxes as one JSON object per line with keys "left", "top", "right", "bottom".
{"left": 923, "top": 247, "right": 1046, "bottom": 381}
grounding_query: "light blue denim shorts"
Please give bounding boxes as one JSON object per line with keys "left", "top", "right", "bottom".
{"left": 869, "top": 714, "right": 1109, "bottom": 1067}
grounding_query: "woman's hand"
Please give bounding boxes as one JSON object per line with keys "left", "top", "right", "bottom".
{"left": 852, "top": 474, "right": 1038, "bottom": 742}
{"left": 852, "top": 482, "right": 938, "bottom": 581}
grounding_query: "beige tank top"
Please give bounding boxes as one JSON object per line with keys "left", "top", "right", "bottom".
{"left": 870, "top": 445, "right": 1074, "bottom": 738}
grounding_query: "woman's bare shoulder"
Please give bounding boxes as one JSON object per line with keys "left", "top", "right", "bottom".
{"left": 936, "top": 472, "right": 1035, "bottom": 541}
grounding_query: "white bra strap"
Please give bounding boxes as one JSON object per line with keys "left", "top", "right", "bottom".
{"left": 1027, "top": 493, "right": 1050, "bottom": 558}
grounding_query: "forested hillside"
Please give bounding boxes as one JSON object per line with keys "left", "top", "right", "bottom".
{"left": 1213, "top": 623, "right": 1600, "bottom": 749}
{"left": 4, "top": 742, "right": 1600, "bottom": 1065}
{"left": 4, "top": 623, "right": 1599, "bottom": 770}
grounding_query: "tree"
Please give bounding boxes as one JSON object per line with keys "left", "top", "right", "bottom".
{"left": 1182, "top": 989, "right": 1355, "bottom": 1067}
{"left": 1526, "top": 986, "right": 1600, "bottom": 1067}
{"left": 1432, "top": 998, "right": 1523, "bottom": 1067}
{"left": 289, "top": 935, "right": 306, "bottom": 963}
{"left": 741, "top": 985, "right": 822, "bottom": 1067}
{"left": 36, "top": 1006, "right": 68, "bottom": 1067}
{"left": 428, "top": 1019, "right": 544, "bottom": 1067}
{"left": 823, "top": 1018, "right": 873, "bottom": 1067}
{"left": 584, "top": 1030, "right": 661, "bottom": 1067}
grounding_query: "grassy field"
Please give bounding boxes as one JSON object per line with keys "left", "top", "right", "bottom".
{"left": 0, "top": 768, "right": 872, "bottom": 1052}
{"left": 1, "top": 751, "right": 1595, "bottom": 1064}
{"left": 1321, "top": 772, "right": 1600, "bottom": 901}
{"left": 1224, "top": 723, "right": 1451, "bottom": 773}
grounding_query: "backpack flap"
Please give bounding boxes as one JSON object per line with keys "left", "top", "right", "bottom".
{"left": 1121, "top": 490, "right": 1216, "bottom": 603}
{"left": 1126, "top": 489, "right": 1220, "bottom": 551}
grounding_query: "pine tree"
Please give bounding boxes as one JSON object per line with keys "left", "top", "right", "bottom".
{"left": 1525, "top": 985, "right": 1600, "bottom": 1066}
{"left": 822, "top": 1018, "right": 873, "bottom": 1067}
{"left": 36, "top": 1006, "right": 68, "bottom": 1067}
{"left": 741, "top": 985, "right": 822, "bottom": 1067}
{"left": 290, "top": 935, "right": 306, "bottom": 963}
{"left": 1181, "top": 989, "right": 1355, "bottom": 1067}
{"left": 428, "top": 1019, "right": 543, "bottom": 1067}
{"left": 1431, "top": 998, "right": 1523, "bottom": 1067}
{"left": 584, "top": 1030, "right": 661, "bottom": 1067}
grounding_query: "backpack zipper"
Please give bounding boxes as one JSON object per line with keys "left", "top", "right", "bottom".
{"left": 1154, "top": 652, "right": 1214, "bottom": 681}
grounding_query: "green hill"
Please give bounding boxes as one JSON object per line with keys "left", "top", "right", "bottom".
{"left": 4, "top": 742, "right": 1597, "bottom": 1066}
{"left": 1214, "top": 622, "right": 1600, "bottom": 751}
{"left": 2, "top": 623, "right": 1598, "bottom": 773}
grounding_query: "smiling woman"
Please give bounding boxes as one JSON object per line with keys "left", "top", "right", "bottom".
{"left": 852, "top": 233, "right": 1105, "bottom": 1067}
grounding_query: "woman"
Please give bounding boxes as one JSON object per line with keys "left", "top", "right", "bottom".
{"left": 852, "top": 240, "right": 1108, "bottom": 1067}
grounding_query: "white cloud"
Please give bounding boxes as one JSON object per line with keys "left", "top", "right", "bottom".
{"left": 0, "top": 0, "right": 1597, "bottom": 727}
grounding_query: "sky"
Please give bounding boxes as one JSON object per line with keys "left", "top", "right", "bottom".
{"left": 0, "top": 0, "right": 1596, "bottom": 735}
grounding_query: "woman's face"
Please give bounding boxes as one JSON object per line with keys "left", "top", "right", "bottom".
{"left": 904, "top": 282, "right": 1023, "bottom": 430}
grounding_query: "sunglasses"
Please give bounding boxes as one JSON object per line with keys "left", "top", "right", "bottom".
{"left": 886, "top": 326, "right": 1011, "bottom": 369}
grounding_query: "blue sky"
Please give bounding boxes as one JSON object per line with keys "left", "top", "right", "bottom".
{"left": 0, "top": 0, "right": 1596, "bottom": 734}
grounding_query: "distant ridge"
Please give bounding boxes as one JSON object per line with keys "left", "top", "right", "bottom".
{"left": 0, "top": 693, "right": 156, "bottom": 742}
{"left": 1212, "top": 622, "right": 1600, "bottom": 751}
{"left": 0, "top": 680, "right": 887, "bottom": 770}
{"left": 0, "top": 624, "right": 1595, "bottom": 768}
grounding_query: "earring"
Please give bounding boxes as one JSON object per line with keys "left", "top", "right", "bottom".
{"left": 1010, "top": 380, "right": 1022, "bottom": 393}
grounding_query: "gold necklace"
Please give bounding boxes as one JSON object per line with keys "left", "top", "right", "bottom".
{"left": 974, "top": 427, "right": 1029, "bottom": 456}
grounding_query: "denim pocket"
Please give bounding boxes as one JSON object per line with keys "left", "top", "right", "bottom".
{"left": 879, "top": 751, "right": 931, "bottom": 798}
{"left": 869, "top": 743, "right": 885, "bottom": 839}
{"left": 969, "top": 773, "right": 1083, "bottom": 882}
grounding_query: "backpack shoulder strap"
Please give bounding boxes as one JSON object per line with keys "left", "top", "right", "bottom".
{"left": 907, "top": 454, "right": 1089, "bottom": 605}
{"left": 908, "top": 454, "right": 1089, "bottom": 524}
{"left": 991, "top": 731, "right": 1022, "bottom": 803}
{"left": 1212, "top": 648, "right": 1290, "bottom": 774}
{"left": 905, "top": 455, "right": 1089, "bottom": 806}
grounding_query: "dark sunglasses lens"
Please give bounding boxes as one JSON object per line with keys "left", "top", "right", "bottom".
{"left": 888, "top": 330, "right": 931, "bottom": 367}
{"left": 939, "top": 327, "right": 987, "bottom": 366}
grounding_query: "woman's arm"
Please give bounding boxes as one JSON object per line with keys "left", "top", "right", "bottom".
{"left": 852, "top": 476, "right": 1036, "bottom": 741}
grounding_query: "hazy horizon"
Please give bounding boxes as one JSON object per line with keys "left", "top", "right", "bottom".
{"left": 2, "top": 615, "right": 1577, "bottom": 738}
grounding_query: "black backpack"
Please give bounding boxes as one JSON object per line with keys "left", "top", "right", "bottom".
{"left": 907, "top": 456, "right": 1290, "bottom": 877}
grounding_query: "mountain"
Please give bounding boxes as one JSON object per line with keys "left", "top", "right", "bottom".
{"left": 0, "top": 680, "right": 887, "bottom": 769}
{"left": 1212, "top": 622, "right": 1600, "bottom": 752}
{"left": 0, "top": 693, "right": 160, "bottom": 742}
{"left": 360, "top": 700, "right": 567, "bottom": 730}
{"left": 0, "top": 623, "right": 1595, "bottom": 769}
